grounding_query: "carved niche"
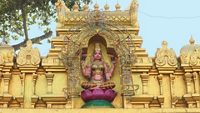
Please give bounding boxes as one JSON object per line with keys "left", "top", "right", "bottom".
{"left": 17, "top": 40, "right": 40, "bottom": 66}
{"left": 155, "top": 41, "right": 177, "bottom": 67}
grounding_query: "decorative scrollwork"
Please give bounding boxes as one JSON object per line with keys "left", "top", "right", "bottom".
{"left": 155, "top": 41, "right": 177, "bottom": 67}
{"left": 155, "top": 57, "right": 166, "bottom": 66}
{"left": 190, "top": 48, "right": 200, "bottom": 66}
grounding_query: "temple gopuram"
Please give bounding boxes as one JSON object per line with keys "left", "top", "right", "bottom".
{"left": 1, "top": 0, "right": 200, "bottom": 113}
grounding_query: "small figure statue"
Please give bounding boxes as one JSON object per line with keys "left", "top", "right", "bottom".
{"left": 81, "top": 43, "right": 117, "bottom": 108}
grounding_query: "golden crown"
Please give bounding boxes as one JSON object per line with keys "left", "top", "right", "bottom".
{"left": 95, "top": 43, "right": 101, "bottom": 51}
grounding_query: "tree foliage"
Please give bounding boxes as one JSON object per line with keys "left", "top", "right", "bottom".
{"left": 0, "top": 0, "right": 91, "bottom": 50}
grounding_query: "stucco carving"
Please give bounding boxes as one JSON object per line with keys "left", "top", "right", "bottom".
{"left": 180, "top": 37, "right": 200, "bottom": 66}
{"left": 155, "top": 41, "right": 177, "bottom": 67}
{"left": 17, "top": 40, "right": 40, "bottom": 66}
{"left": 190, "top": 48, "right": 200, "bottom": 66}
{"left": 0, "top": 44, "right": 14, "bottom": 65}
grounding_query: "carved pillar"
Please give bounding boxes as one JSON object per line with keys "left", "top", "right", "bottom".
{"left": 140, "top": 73, "right": 149, "bottom": 94}
{"left": 192, "top": 72, "right": 200, "bottom": 108}
{"left": 199, "top": 72, "right": 200, "bottom": 93}
{"left": 0, "top": 71, "right": 2, "bottom": 94}
{"left": 193, "top": 72, "right": 199, "bottom": 94}
{"left": 170, "top": 74, "right": 175, "bottom": 96}
{"left": 32, "top": 73, "right": 38, "bottom": 95}
{"left": 45, "top": 72, "right": 54, "bottom": 94}
{"left": 157, "top": 74, "right": 163, "bottom": 95}
{"left": 1, "top": 72, "right": 12, "bottom": 108}
{"left": 170, "top": 74, "right": 177, "bottom": 108}
{"left": 2, "top": 72, "right": 11, "bottom": 94}
{"left": 185, "top": 73, "right": 193, "bottom": 94}
{"left": 19, "top": 73, "right": 25, "bottom": 95}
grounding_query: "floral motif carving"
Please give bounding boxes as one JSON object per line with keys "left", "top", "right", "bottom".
{"left": 17, "top": 40, "right": 40, "bottom": 66}
{"left": 155, "top": 41, "right": 177, "bottom": 67}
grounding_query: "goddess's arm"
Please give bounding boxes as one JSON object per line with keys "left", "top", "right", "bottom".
{"left": 82, "top": 64, "right": 92, "bottom": 79}
{"left": 104, "top": 63, "right": 115, "bottom": 80}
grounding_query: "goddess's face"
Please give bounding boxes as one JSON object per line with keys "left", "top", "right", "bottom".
{"left": 94, "top": 50, "right": 102, "bottom": 60}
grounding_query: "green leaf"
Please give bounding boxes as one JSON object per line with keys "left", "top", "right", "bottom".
{"left": 0, "top": 0, "right": 91, "bottom": 43}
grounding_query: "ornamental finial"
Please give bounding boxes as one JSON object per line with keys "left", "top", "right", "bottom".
{"left": 26, "top": 40, "right": 33, "bottom": 49}
{"left": 189, "top": 36, "right": 195, "bottom": 45}
{"left": 130, "top": 0, "right": 138, "bottom": 11}
{"left": 115, "top": 3, "right": 121, "bottom": 11}
{"left": 94, "top": 3, "right": 99, "bottom": 11}
{"left": 104, "top": 3, "right": 109, "bottom": 11}
{"left": 83, "top": 4, "right": 89, "bottom": 11}
{"left": 162, "top": 40, "right": 168, "bottom": 49}
{"left": 73, "top": 2, "right": 79, "bottom": 12}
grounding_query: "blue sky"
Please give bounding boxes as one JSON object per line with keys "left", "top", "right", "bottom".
{"left": 10, "top": 0, "right": 200, "bottom": 57}
{"left": 138, "top": 0, "right": 200, "bottom": 56}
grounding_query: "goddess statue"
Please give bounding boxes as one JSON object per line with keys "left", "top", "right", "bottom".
{"left": 80, "top": 43, "right": 117, "bottom": 108}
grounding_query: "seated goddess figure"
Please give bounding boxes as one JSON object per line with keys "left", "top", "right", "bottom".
{"left": 81, "top": 43, "right": 115, "bottom": 89}
{"left": 81, "top": 43, "right": 117, "bottom": 108}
